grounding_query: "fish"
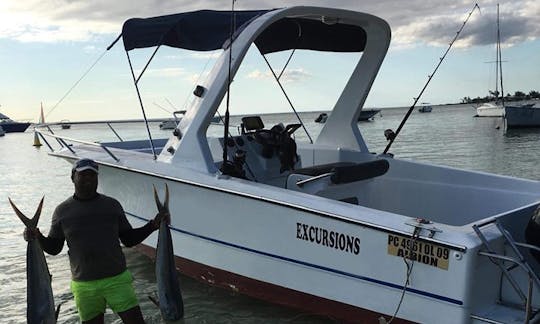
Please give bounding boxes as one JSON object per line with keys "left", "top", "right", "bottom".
{"left": 153, "top": 184, "right": 184, "bottom": 320}
{"left": 9, "top": 197, "right": 58, "bottom": 324}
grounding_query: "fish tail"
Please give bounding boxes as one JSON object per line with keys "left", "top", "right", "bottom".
{"left": 55, "top": 302, "right": 62, "bottom": 322}
{"left": 8, "top": 197, "right": 44, "bottom": 229}
{"left": 153, "top": 184, "right": 170, "bottom": 213}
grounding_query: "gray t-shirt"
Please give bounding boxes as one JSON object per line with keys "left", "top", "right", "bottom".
{"left": 48, "top": 194, "right": 132, "bottom": 281}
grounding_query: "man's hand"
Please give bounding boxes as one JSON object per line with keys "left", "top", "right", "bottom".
{"left": 151, "top": 211, "right": 171, "bottom": 230}
{"left": 23, "top": 227, "right": 41, "bottom": 242}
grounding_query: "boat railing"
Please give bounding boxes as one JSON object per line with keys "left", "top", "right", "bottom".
{"left": 35, "top": 130, "right": 120, "bottom": 162}
{"left": 473, "top": 252, "right": 535, "bottom": 323}
{"left": 473, "top": 218, "right": 540, "bottom": 323}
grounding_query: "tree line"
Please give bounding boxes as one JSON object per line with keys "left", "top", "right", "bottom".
{"left": 461, "top": 90, "right": 540, "bottom": 104}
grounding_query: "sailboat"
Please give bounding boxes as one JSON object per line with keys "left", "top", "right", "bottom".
{"left": 476, "top": 4, "right": 505, "bottom": 117}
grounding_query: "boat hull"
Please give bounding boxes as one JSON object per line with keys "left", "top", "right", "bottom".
{"left": 358, "top": 109, "right": 380, "bottom": 121}
{"left": 95, "top": 164, "right": 472, "bottom": 324}
{"left": 504, "top": 105, "right": 540, "bottom": 128}
{"left": 476, "top": 104, "right": 503, "bottom": 117}
{"left": 136, "top": 244, "right": 413, "bottom": 323}
{"left": 0, "top": 122, "right": 31, "bottom": 133}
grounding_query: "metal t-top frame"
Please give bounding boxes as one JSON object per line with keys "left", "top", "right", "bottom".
{"left": 124, "top": 45, "right": 162, "bottom": 160}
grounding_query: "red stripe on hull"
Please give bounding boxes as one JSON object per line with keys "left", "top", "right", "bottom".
{"left": 135, "top": 244, "right": 414, "bottom": 323}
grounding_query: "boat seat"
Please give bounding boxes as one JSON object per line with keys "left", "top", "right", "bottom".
{"left": 286, "top": 159, "right": 390, "bottom": 194}
{"left": 293, "top": 160, "right": 389, "bottom": 183}
{"left": 293, "top": 162, "right": 357, "bottom": 176}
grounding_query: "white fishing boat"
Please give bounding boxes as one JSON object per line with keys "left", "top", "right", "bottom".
{"left": 476, "top": 4, "right": 505, "bottom": 118}
{"left": 39, "top": 7, "right": 540, "bottom": 323}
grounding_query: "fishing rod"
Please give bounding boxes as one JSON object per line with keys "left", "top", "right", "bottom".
{"left": 221, "top": 0, "right": 236, "bottom": 174}
{"left": 383, "top": 3, "right": 480, "bottom": 154}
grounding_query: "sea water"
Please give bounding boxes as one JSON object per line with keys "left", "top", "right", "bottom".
{"left": 1, "top": 104, "right": 539, "bottom": 323}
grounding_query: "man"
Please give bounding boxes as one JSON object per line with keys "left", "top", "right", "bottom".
{"left": 24, "top": 158, "right": 168, "bottom": 324}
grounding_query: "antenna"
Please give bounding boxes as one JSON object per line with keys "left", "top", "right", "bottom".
{"left": 220, "top": 0, "right": 236, "bottom": 174}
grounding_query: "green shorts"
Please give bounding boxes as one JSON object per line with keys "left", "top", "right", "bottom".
{"left": 70, "top": 270, "right": 139, "bottom": 321}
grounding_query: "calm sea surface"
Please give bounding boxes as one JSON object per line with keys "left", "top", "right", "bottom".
{"left": 1, "top": 104, "right": 540, "bottom": 323}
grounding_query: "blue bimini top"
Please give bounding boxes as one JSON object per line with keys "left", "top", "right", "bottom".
{"left": 120, "top": 9, "right": 367, "bottom": 54}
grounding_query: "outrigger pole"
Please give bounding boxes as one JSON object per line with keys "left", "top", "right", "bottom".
{"left": 383, "top": 3, "right": 480, "bottom": 154}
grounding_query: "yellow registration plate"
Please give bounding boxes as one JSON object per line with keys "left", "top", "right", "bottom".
{"left": 387, "top": 234, "right": 450, "bottom": 270}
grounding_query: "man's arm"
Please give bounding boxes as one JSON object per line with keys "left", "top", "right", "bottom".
{"left": 24, "top": 228, "right": 64, "bottom": 255}
{"left": 40, "top": 235, "right": 64, "bottom": 255}
{"left": 119, "top": 209, "right": 171, "bottom": 247}
{"left": 119, "top": 221, "right": 157, "bottom": 247}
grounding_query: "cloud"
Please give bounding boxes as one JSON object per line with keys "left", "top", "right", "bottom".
{"left": 190, "top": 52, "right": 221, "bottom": 60}
{"left": 390, "top": 2, "right": 540, "bottom": 48}
{"left": 247, "top": 68, "right": 311, "bottom": 83}
{"left": 137, "top": 67, "right": 186, "bottom": 78}
{"left": 0, "top": 1, "right": 538, "bottom": 49}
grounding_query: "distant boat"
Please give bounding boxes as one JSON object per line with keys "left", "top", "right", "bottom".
{"left": 476, "top": 102, "right": 504, "bottom": 117}
{"left": 159, "top": 120, "right": 177, "bottom": 130}
{"left": 314, "top": 113, "right": 328, "bottom": 123}
{"left": 160, "top": 111, "right": 221, "bottom": 129}
{"left": 60, "top": 120, "right": 71, "bottom": 129}
{"left": 0, "top": 112, "right": 31, "bottom": 133}
{"left": 316, "top": 109, "right": 380, "bottom": 123}
{"left": 159, "top": 110, "right": 185, "bottom": 130}
{"left": 476, "top": 5, "right": 505, "bottom": 117}
{"left": 504, "top": 103, "right": 540, "bottom": 128}
{"left": 357, "top": 108, "right": 380, "bottom": 121}
{"left": 418, "top": 104, "right": 433, "bottom": 113}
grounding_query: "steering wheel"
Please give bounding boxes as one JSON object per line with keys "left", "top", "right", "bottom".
{"left": 254, "top": 129, "right": 280, "bottom": 146}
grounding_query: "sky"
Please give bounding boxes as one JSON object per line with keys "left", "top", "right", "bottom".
{"left": 0, "top": 0, "right": 539, "bottom": 122}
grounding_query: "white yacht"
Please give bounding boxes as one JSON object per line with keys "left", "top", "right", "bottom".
{"left": 476, "top": 102, "right": 504, "bottom": 117}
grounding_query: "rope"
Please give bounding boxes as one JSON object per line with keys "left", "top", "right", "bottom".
{"left": 381, "top": 228, "right": 421, "bottom": 324}
{"left": 45, "top": 49, "right": 108, "bottom": 119}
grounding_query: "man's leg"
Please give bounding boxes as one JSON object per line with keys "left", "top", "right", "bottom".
{"left": 71, "top": 280, "right": 106, "bottom": 323}
{"left": 118, "top": 306, "right": 145, "bottom": 324}
{"left": 82, "top": 313, "right": 105, "bottom": 324}
{"left": 103, "top": 270, "right": 144, "bottom": 323}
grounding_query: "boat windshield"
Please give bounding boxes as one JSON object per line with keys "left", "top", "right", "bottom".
{"left": 208, "top": 45, "right": 362, "bottom": 143}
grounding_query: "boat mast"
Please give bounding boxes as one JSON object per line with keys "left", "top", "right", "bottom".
{"left": 496, "top": 4, "right": 505, "bottom": 106}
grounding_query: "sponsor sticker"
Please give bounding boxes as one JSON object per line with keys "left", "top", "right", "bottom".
{"left": 387, "top": 234, "right": 450, "bottom": 270}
